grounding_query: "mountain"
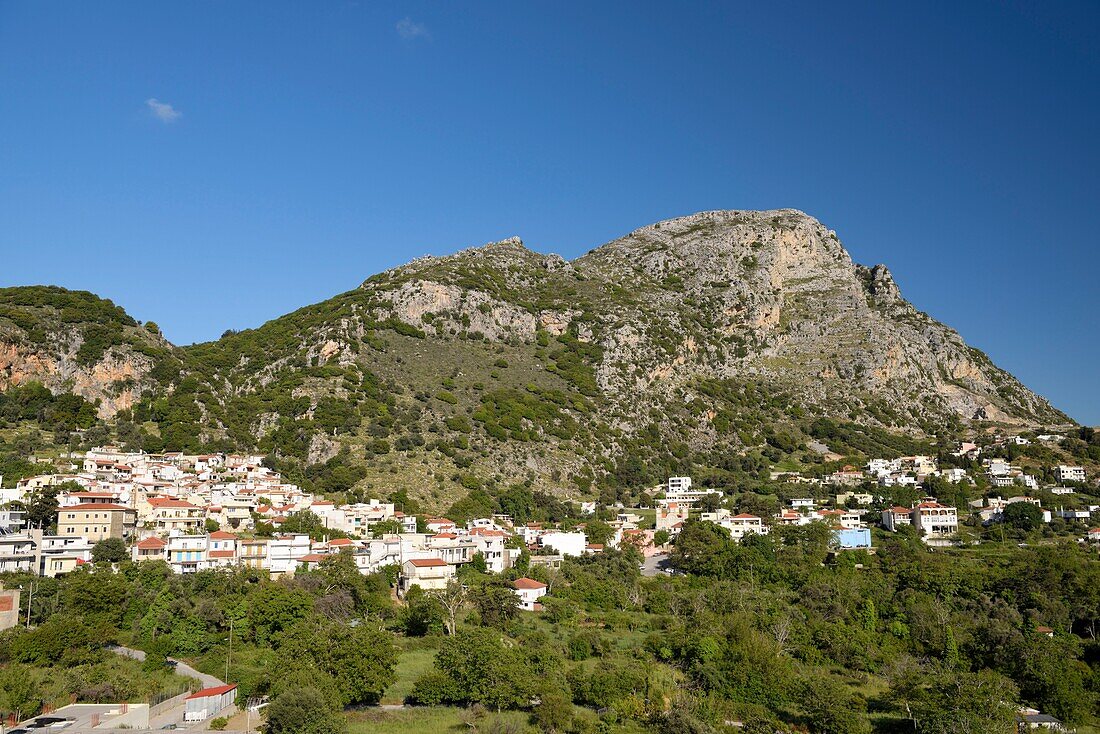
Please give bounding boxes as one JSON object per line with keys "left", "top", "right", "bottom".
{"left": 0, "top": 210, "right": 1072, "bottom": 497}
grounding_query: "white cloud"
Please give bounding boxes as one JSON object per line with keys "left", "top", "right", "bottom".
{"left": 395, "top": 17, "right": 429, "bottom": 40}
{"left": 145, "top": 98, "right": 181, "bottom": 123}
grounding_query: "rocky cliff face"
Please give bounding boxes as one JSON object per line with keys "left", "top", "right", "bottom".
{"left": 0, "top": 286, "right": 177, "bottom": 418}
{"left": 0, "top": 338, "right": 161, "bottom": 417}
{"left": 568, "top": 209, "right": 1060, "bottom": 426}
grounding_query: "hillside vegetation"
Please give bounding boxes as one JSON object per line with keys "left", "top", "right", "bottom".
{"left": 0, "top": 211, "right": 1075, "bottom": 503}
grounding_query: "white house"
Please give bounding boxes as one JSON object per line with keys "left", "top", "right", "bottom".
{"left": 881, "top": 506, "right": 913, "bottom": 531}
{"left": 836, "top": 492, "right": 874, "bottom": 506}
{"left": 268, "top": 534, "right": 311, "bottom": 576}
{"left": 540, "top": 531, "right": 587, "bottom": 558}
{"left": 723, "top": 513, "right": 769, "bottom": 541}
{"left": 939, "top": 468, "right": 969, "bottom": 484}
{"left": 1055, "top": 466, "right": 1086, "bottom": 484}
{"left": 912, "top": 501, "right": 959, "bottom": 537}
{"left": 512, "top": 577, "right": 547, "bottom": 611}
{"left": 400, "top": 557, "right": 454, "bottom": 595}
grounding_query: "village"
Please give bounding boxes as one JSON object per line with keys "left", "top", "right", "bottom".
{"left": 1, "top": 433, "right": 1096, "bottom": 731}
{"left": 0, "top": 431, "right": 1095, "bottom": 592}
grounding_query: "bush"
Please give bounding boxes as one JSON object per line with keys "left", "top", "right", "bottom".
{"left": 264, "top": 686, "right": 344, "bottom": 734}
{"left": 409, "top": 671, "right": 460, "bottom": 705}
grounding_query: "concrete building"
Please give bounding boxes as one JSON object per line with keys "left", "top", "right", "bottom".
{"left": 1056, "top": 465, "right": 1087, "bottom": 484}
{"left": 400, "top": 557, "right": 454, "bottom": 595}
{"left": 56, "top": 503, "right": 136, "bottom": 542}
{"left": 540, "top": 531, "right": 587, "bottom": 558}
{"left": 912, "top": 501, "right": 959, "bottom": 537}
{"left": 0, "top": 586, "right": 20, "bottom": 630}
{"left": 268, "top": 534, "right": 311, "bottom": 575}
{"left": 833, "top": 528, "right": 872, "bottom": 550}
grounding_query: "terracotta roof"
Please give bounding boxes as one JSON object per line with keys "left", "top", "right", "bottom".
{"left": 209, "top": 531, "right": 237, "bottom": 539}
{"left": 732, "top": 513, "right": 760, "bottom": 520}
{"left": 208, "top": 550, "right": 235, "bottom": 558}
{"left": 328, "top": 538, "right": 354, "bottom": 546}
{"left": 186, "top": 684, "right": 237, "bottom": 700}
{"left": 513, "top": 577, "right": 547, "bottom": 590}
{"left": 299, "top": 553, "right": 328, "bottom": 563}
{"left": 149, "top": 498, "right": 199, "bottom": 509}
{"left": 136, "top": 537, "right": 167, "bottom": 549}
{"left": 408, "top": 557, "right": 447, "bottom": 567}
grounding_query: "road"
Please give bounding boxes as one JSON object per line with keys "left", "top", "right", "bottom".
{"left": 641, "top": 552, "right": 671, "bottom": 577}
{"left": 108, "top": 646, "right": 230, "bottom": 730}
{"left": 109, "top": 645, "right": 227, "bottom": 689}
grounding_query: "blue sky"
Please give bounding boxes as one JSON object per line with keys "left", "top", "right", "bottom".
{"left": 1, "top": 2, "right": 1097, "bottom": 423}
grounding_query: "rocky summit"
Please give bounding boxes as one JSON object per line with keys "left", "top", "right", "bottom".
{"left": 0, "top": 210, "right": 1071, "bottom": 498}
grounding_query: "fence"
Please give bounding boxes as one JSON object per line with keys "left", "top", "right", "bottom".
{"left": 149, "top": 683, "right": 195, "bottom": 716}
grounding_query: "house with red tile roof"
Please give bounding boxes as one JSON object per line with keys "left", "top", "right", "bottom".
{"left": 132, "top": 536, "right": 167, "bottom": 562}
{"left": 400, "top": 556, "right": 454, "bottom": 595}
{"left": 512, "top": 577, "right": 547, "bottom": 610}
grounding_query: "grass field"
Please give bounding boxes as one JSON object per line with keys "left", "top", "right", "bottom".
{"left": 347, "top": 707, "right": 533, "bottom": 733}
{"left": 381, "top": 638, "right": 441, "bottom": 705}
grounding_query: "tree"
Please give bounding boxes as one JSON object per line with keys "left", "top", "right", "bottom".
{"left": 279, "top": 510, "right": 343, "bottom": 541}
{"left": 1002, "top": 501, "right": 1043, "bottom": 532}
{"left": 912, "top": 668, "right": 1018, "bottom": 734}
{"left": 585, "top": 519, "right": 615, "bottom": 546}
{"left": 670, "top": 520, "right": 735, "bottom": 577}
{"left": 532, "top": 683, "right": 574, "bottom": 733}
{"left": 264, "top": 686, "right": 344, "bottom": 734}
{"left": 414, "top": 627, "right": 534, "bottom": 710}
{"left": 433, "top": 579, "right": 466, "bottom": 636}
{"left": 26, "top": 483, "right": 65, "bottom": 531}
{"left": 402, "top": 586, "right": 443, "bottom": 637}
{"left": 801, "top": 677, "right": 871, "bottom": 734}
{"left": 322, "top": 625, "right": 398, "bottom": 706}
{"left": 653, "top": 529, "right": 671, "bottom": 547}
{"left": 92, "top": 537, "right": 127, "bottom": 564}
{"left": 204, "top": 518, "right": 221, "bottom": 533}
{"left": 370, "top": 518, "right": 402, "bottom": 537}
{"left": 1015, "top": 636, "right": 1094, "bottom": 724}
{"left": 472, "top": 581, "right": 519, "bottom": 628}
{"left": 276, "top": 620, "right": 396, "bottom": 706}
{"left": 695, "top": 492, "right": 723, "bottom": 513}
{"left": 0, "top": 664, "right": 42, "bottom": 722}
{"left": 247, "top": 584, "right": 314, "bottom": 644}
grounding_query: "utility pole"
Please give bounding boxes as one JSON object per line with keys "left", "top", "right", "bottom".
{"left": 25, "top": 582, "right": 34, "bottom": 628}
{"left": 225, "top": 617, "right": 233, "bottom": 682}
